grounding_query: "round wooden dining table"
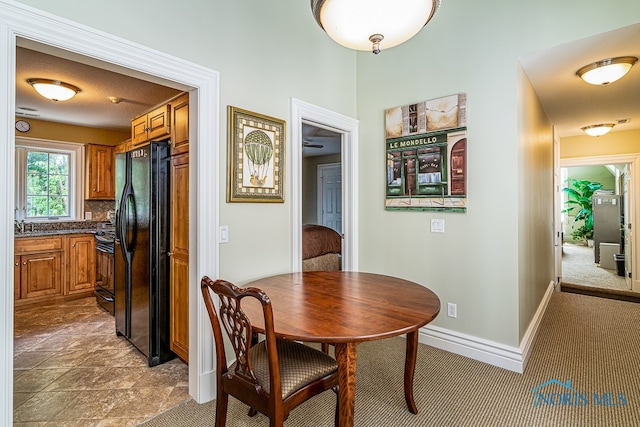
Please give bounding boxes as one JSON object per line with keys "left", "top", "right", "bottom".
{"left": 243, "top": 271, "right": 441, "bottom": 427}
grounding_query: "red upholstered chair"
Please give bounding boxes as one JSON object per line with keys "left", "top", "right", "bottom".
{"left": 201, "top": 276, "right": 339, "bottom": 427}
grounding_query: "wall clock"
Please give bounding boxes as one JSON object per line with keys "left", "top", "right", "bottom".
{"left": 15, "top": 120, "right": 30, "bottom": 133}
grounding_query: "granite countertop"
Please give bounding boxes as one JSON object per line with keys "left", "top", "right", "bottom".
{"left": 14, "top": 229, "right": 99, "bottom": 238}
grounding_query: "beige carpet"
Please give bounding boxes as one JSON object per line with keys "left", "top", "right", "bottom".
{"left": 140, "top": 292, "right": 640, "bottom": 426}
{"left": 562, "top": 243, "right": 628, "bottom": 291}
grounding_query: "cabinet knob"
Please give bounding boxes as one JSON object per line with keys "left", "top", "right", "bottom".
{"left": 72, "top": 244, "right": 76, "bottom": 248}
{"left": 23, "top": 262, "right": 27, "bottom": 265}
{"left": 15, "top": 262, "right": 19, "bottom": 266}
{"left": 167, "top": 252, "right": 174, "bottom": 257}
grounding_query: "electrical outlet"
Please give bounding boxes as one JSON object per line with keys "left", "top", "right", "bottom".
{"left": 431, "top": 218, "right": 445, "bottom": 233}
{"left": 447, "top": 302, "right": 457, "bottom": 318}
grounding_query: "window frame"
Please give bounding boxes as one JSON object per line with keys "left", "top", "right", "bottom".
{"left": 15, "top": 137, "right": 85, "bottom": 222}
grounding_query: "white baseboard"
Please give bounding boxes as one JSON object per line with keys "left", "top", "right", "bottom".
{"left": 419, "top": 281, "right": 555, "bottom": 374}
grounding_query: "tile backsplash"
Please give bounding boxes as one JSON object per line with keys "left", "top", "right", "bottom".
{"left": 85, "top": 200, "right": 116, "bottom": 222}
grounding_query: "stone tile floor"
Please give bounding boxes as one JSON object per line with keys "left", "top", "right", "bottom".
{"left": 13, "top": 297, "right": 190, "bottom": 426}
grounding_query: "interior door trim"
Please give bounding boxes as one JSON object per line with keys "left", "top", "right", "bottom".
{"left": 290, "top": 98, "right": 359, "bottom": 272}
{"left": 560, "top": 153, "right": 640, "bottom": 292}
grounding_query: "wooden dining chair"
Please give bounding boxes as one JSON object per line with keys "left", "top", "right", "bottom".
{"left": 201, "top": 276, "right": 339, "bottom": 427}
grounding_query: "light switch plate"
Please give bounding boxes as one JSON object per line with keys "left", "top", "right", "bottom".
{"left": 219, "top": 225, "right": 229, "bottom": 243}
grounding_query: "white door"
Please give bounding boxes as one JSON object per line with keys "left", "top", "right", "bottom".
{"left": 554, "top": 134, "right": 562, "bottom": 289}
{"left": 623, "top": 165, "right": 632, "bottom": 289}
{"left": 317, "top": 163, "right": 342, "bottom": 234}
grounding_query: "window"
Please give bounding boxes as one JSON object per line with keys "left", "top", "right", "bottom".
{"left": 15, "top": 138, "right": 84, "bottom": 222}
{"left": 26, "top": 151, "right": 70, "bottom": 218}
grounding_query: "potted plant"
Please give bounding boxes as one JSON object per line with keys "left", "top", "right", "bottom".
{"left": 562, "top": 179, "right": 602, "bottom": 246}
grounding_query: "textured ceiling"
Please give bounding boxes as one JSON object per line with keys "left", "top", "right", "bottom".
{"left": 15, "top": 44, "right": 182, "bottom": 132}
{"left": 520, "top": 23, "right": 640, "bottom": 138}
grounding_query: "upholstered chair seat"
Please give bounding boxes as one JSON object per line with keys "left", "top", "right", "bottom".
{"left": 231, "top": 338, "right": 337, "bottom": 398}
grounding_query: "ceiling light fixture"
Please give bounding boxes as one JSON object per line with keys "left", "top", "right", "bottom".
{"left": 311, "top": 0, "right": 442, "bottom": 55}
{"left": 581, "top": 123, "right": 615, "bottom": 137}
{"left": 27, "top": 78, "right": 80, "bottom": 101}
{"left": 576, "top": 56, "right": 638, "bottom": 86}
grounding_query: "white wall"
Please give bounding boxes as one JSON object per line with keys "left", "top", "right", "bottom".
{"left": 353, "top": 0, "right": 640, "bottom": 347}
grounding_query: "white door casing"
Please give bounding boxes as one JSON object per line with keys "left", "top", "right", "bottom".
{"left": 559, "top": 154, "right": 640, "bottom": 292}
{"left": 290, "top": 98, "right": 358, "bottom": 272}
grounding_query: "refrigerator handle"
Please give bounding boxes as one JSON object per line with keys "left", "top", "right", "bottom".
{"left": 125, "top": 192, "right": 137, "bottom": 251}
{"left": 117, "top": 181, "right": 133, "bottom": 254}
{"left": 116, "top": 185, "right": 127, "bottom": 245}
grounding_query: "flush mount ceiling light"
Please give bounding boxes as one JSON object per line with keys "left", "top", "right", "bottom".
{"left": 27, "top": 78, "right": 80, "bottom": 101}
{"left": 311, "top": 0, "right": 442, "bottom": 55}
{"left": 576, "top": 56, "right": 638, "bottom": 86}
{"left": 581, "top": 123, "right": 615, "bottom": 137}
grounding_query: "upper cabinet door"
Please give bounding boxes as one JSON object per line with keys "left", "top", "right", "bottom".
{"left": 131, "top": 104, "right": 171, "bottom": 147}
{"left": 170, "top": 92, "right": 189, "bottom": 156}
{"left": 86, "top": 144, "right": 115, "bottom": 200}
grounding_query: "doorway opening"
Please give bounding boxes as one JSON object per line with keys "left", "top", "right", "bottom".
{"left": 2, "top": 6, "right": 221, "bottom": 421}
{"left": 559, "top": 158, "right": 635, "bottom": 294}
{"left": 290, "top": 98, "right": 358, "bottom": 273}
{"left": 302, "top": 123, "right": 342, "bottom": 233}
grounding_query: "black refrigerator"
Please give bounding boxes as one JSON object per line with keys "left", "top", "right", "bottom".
{"left": 114, "top": 141, "right": 174, "bottom": 366}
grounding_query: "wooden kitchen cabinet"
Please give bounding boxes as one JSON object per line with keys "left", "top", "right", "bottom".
{"left": 114, "top": 139, "right": 131, "bottom": 154}
{"left": 169, "top": 151, "right": 189, "bottom": 362}
{"left": 131, "top": 103, "right": 171, "bottom": 147}
{"left": 68, "top": 234, "right": 96, "bottom": 294}
{"left": 14, "top": 234, "right": 96, "bottom": 307}
{"left": 86, "top": 144, "right": 115, "bottom": 200}
{"left": 170, "top": 92, "right": 189, "bottom": 156}
{"left": 15, "top": 236, "right": 64, "bottom": 302}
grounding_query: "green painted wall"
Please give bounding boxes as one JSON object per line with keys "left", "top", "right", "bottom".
{"left": 14, "top": 0, "right": 640, "bottom": 348}
{"left": 353, "top": 0, "right": 639, "bottom": 346}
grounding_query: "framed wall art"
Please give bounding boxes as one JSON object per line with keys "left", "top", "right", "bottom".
{"left": 385, "top": 93, "right": 468, "bottom": 213}
{"left": 227, "top": 106, "right": 286, "bottom": 203}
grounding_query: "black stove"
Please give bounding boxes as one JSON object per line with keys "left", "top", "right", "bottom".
{"left": 95, "top": 227, "right": 115, "bottom": 314}
{"left": 95, "top": 228, "right": 115, "bottom": 251}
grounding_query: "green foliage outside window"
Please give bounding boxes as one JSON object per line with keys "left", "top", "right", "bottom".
{"left": 26, "top": 151, "right": 69, "bottom": 218}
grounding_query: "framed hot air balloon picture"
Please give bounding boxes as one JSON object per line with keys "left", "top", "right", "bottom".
{"left": 227, "top": 106, "right": 286, "bottom": 202}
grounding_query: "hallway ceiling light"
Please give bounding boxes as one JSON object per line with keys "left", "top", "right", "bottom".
{"left": 27, "top": 78, "right": 80, "bottom": 101}
{"left": 311, "top": 0, "right": 442, "bottom": 55}
{"left": 581, "top": 123, "right": 615, "bottom": 137}
{"left": 576, "top": 56, "right": 637, "bottom": 86}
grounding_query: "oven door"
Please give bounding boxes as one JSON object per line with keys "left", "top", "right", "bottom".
{"left": 95, "top": 242, "right": 115, "bottom": 315}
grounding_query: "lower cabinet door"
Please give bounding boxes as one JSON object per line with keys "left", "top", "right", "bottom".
{"left": 69, "top": 235, "right": 96, "bottom": 294}
{"left": 20, "top": 251, "right": 63, "bottom": 299}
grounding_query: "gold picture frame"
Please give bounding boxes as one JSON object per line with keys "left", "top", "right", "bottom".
{"left": 227, "top": 106, "right": 286, "bottom": 202}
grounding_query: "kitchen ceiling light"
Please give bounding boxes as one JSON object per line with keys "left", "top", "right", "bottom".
{"left": 576, "top": 56, "right": 637, "bottom": 86}
{"left": 581, "top": 123, "right": 615, "bottom": 137}
{"left": 27, "top": 78, "right": 80, "bottom": 101}
{"left": 311, "top": 0, "right": 442, "bottom": 55}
